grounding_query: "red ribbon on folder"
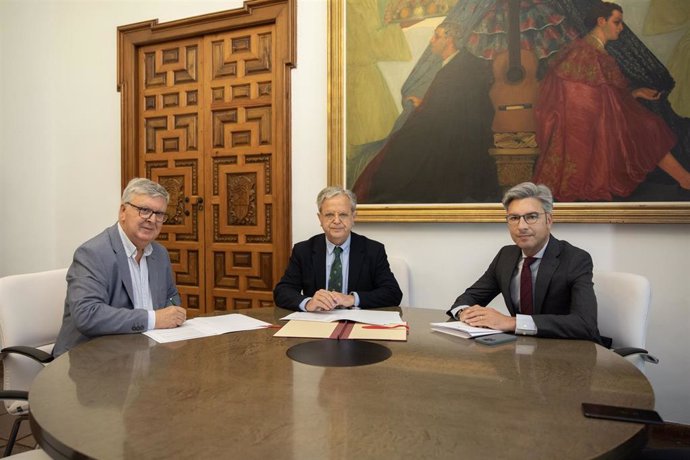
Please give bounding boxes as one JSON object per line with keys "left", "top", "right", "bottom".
{"left": 329, "top": 321, "right": 357, "bottom": 339}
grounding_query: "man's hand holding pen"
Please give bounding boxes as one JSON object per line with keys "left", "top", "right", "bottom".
{"left": 154, "top": 305, "right": 187, "bottom": 328}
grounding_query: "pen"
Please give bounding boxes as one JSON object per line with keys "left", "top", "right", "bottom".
{"left": 168, "top": 296, "right": 180, "bottom": 307}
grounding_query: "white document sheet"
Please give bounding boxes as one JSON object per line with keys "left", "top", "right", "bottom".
{"left": 144, "top": 313, "right": 271, "bottom": 343}
{"left": 189, "top": 314, "right": 271, "bottom": 335}
{"left": 280, "top": 310, "right": 403, "bottom": 326}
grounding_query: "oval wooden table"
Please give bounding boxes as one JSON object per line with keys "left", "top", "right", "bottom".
{"left": 30, "top": 307, "right": 654, "bottom": 459}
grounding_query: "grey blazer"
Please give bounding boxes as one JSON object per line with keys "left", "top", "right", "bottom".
{"left": 53, "top": 224, "right": 178, "bottom": 356}
{"left": 448, "top": 236, "right": 601, "bottom": 342}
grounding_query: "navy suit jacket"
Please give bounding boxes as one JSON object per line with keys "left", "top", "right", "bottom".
{"left": 273, "top": 232, "right": 402, "bottom": 310}
{"left": 448, "top": 236, "right": 601, "bottom": 342}
{"left": 53, "top": 224, "right": 178, "bottom": 356}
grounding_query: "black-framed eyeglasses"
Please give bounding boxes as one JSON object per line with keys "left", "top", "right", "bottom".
{"left": 505, "top": 212, "right": 545, "bottom": 225}
{"left": 125, "top": 202, "right": 168, "bottom": 223}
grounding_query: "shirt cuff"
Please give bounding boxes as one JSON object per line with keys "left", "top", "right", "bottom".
{"left": 515, "top": 314, "right": 537, "bottom": 335}
{"left": 299, "top": 298, "right": 311, "bottom": 311}
{"left": 351, "top": 292, "right": 360, "bottom": 308}
{"left": 147, "top": 310, "right": 156, "bottom": 330}
{"left": 450, "top": 305, "right": 468, "bottom": 319}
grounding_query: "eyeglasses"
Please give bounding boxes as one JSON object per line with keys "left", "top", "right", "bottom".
{"left": 125, "top": 202, "right": 168, "bottom": 223}
{"left": 321, "top": 212, "right": 352, "bottom": 222}
{"left": 505, "top": 212, "right": 545, "bottom": 225}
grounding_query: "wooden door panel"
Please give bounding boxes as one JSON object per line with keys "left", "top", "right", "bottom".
{"left": 138, "top": 38, "right": 206, "bottom": 317}
{"left": 205, "top": 26, "right": 278, "bottom": 312}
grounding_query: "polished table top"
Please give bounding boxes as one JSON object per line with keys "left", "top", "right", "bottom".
{"left": 30, "top": 307, "right": 654, "bottom": 459}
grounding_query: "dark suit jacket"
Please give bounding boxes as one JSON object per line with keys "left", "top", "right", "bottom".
{"left": 53, "top": 224, "right": 179, "bottom": 356}
{"left": 273, "top": 232, "right": 402, "bottom": 310}
{"left": 448, "top": 236, "right": 601, "bottom": 342}
{"left": 352, "top": 49, "right": 498, "bottom": 204}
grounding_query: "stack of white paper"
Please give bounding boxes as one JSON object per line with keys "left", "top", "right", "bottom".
{"left": 430, "top": 321, "right": 502, "bottom": 339}
{"left": 144, "top": 314, "right": 271, "bottom": 344}
{"left": 281, "top": 310, "right": 403, "bottom": 326}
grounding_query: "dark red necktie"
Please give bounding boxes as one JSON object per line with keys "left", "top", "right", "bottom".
{"left": 520, "top": 257, "right": 536, "bottom": 315}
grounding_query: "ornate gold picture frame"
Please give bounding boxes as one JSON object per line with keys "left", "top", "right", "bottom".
{"left": 327, "top": 0, "right": 690, "bottom": 223}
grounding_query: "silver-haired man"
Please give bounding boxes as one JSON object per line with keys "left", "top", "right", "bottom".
{"left": 54, "top": 178, "right": 186, "bottom": 356}
{"left": 274, "top": 186, "right": 402, "bottom": 311}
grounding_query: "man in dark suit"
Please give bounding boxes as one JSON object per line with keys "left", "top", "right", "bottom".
{"left": 448, "top": 182, "right": 601, "bottom": 342}
{"left": 53, "top": 178, "right": 186, "bottom": 356}
{"left": 273, "top": 186, "right": 402, "bottom": 311}
{"left": 352, "top": 21, "right": 498, "bottom": 204}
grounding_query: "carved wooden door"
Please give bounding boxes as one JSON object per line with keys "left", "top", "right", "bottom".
{"left": 119, "top": 1, "right": 294, "bottom": 316}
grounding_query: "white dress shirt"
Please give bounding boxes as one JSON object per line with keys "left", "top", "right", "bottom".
{"left": 117, "top": 223, "right": 156, "bottom": 330}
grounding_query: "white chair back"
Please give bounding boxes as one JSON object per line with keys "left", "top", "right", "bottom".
{"left": 593, "top": 271, "right": 651, "bottom": 369}
{"left": 5, "top": 449, "right": 51, "bottom": 459}
{"left": 0, "top": 268, "right": 67, "bottom": 414}
{"left": 388, "top": 257, "right": 410, "bottom": 307}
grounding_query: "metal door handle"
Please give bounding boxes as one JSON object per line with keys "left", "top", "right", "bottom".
{"left": 184, "top": 196, "right": 204, "bottom": 212}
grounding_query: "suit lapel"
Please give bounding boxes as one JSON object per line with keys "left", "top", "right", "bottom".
{"left": 108, "top": 224, "right": 135, "bottom": 306}
{"left": 313, "top": 236, "right": 327, "bottom": 290}
{"left": 534, "top": 237, "right": 561, "bottom": 314}
{"left": 502, "top": 247, "right": 522, "bottom": 314}
{"left": 347, "top": 233, "right": 364, "bottom": 293}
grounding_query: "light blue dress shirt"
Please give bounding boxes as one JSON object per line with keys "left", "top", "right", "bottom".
{"left": 117, "top": 223, "right": 156, "bottom": 330}
{"left": 298, "top": 234, "right": 360, "bottom": 311}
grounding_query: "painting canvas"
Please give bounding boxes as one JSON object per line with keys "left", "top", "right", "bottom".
{"left": 328, "top": 0, "right": 690, "bottom": 222}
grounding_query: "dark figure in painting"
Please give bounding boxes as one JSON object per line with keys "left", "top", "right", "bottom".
{"left": 352, "top": 21, "right": 499, "bottom": 204}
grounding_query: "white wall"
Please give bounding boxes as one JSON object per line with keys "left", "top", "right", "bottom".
{"left": 1, "top": 0, "right": 688, "bottom": 424}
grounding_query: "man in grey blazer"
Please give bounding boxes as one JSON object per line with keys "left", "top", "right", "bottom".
{"left": 274, "top": 186, "right": 402, "bottom": 311}
{"left": 53, "top": 178, "right": 186, "bottom": 356}
{"left": 447, "top": 182, "right": 601, "bottom": 342}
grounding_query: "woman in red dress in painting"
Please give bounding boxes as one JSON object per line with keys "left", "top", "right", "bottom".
{"left": 533, "top": 1, "right": 690, "bottom": 201}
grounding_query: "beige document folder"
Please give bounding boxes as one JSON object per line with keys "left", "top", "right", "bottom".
{"left": 274, "top": 320, "right": 407, "bottom": 341}
{"left": 273, "top": 320, "right": 339, "bottom": 339}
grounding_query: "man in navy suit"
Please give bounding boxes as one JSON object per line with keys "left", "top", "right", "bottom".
{"left": 273, "top": 186, "right": 402, "bottom": 311}
{"left": 54, "top": 178, "right": 186, "bottom": 356}
{"left": 448, "top": 182, "right": 601, "bottom": 342}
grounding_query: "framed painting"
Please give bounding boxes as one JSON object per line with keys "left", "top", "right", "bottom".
{"left": 327, "top": 0, "right": 690, "bottom": 223}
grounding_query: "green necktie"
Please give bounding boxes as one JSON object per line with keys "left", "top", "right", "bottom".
{"left": 328, "top": 246, "right": 343, "bottom": 293}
